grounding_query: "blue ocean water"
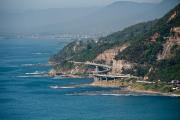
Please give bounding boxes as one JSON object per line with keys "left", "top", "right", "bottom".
{"left": 0, "top": 37, "right": 180, "bottom": 120}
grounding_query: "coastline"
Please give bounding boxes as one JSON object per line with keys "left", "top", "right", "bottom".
{"left": 89, "top": 80, "right": 180, "bottom": 97}
{"left": 126, "top": 87, "right": 180, "bottom": 97}
{"left": 48, "top": 69, "right": 180, "bottom": 97}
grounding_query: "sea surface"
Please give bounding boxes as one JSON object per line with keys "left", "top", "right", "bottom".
{"left": 0, "top": 37, "right": 180, "bottom": 120}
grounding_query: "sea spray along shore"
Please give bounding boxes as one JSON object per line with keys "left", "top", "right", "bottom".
{"left": 49, "top": 4, "right": 180, "bottom": 96}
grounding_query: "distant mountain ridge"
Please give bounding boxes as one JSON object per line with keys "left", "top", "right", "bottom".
{"left": 0, "top": 0, "right": 179, "bottom": 34}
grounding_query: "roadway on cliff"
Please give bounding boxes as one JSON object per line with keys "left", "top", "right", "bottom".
{"left": 69, "top": 61, "right": 139, "bottom": 79}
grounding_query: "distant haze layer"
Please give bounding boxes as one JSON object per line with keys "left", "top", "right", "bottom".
{"left": 0, "top": 0, "right": 179, "bottom": 34}
{"left": 0, "top": 0, "right": 162, "bottom": 10}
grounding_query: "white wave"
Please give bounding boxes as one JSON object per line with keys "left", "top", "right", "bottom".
{"left": 32, "top": 52, "right": 48, "bottom": 55}
{"left": 2, "top": 65, "right": 19, "bottom": 67}
{"left": 60, "top": 86, "right": 75, "bottom": 89}
{"left": 21, "top": 63, "right": 50, "bottom": 67}
{"left": 52, "top": 76, "right": 63, "bottom": 79}
{"left": 100, "top": 93, "right": 136, "bottom": 96}
{"left": 49, "top": 85, "right": 75, "bottom": 89}
{"left": 67, "top": 93, "right": 152, "bottom": 96}
{"left": 16, "top": 74, "right": 47, "bottom": 78}
{"left": 16, "top": 75, "right": 31, "bottom": 78}
{"left": 25, "top": 71, "right": 45, "bottom": 75}
{"left": 21, "top": 64, "right": 34, "bottom": 67}
{"left": 50, "top": 85, "right": 59, "bottom": 89}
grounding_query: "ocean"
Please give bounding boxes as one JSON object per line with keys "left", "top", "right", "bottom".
{"left": 0, "top": 37, "right": 180, "bottom": 120}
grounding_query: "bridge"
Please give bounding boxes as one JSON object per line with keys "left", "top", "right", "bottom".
{"left": 69, "top": 61, "right": 139, "bottom": 81}
{"left": 69, "top": 61, "right": 112, "bottom": 74}
{"left": 70, "top": 61, "right": 111, "bottom": 69}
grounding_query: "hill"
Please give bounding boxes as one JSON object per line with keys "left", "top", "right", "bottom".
{"left": 50, "top": 4, "right": 180, "bottom": 82}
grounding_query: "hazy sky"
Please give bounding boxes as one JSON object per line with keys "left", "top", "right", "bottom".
{"left": 0, "top": 0, "right": 162, "bottom": 10}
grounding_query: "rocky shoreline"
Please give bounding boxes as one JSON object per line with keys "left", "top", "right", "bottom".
{"left": 126, "top": 87, "right": 180, "bottom": 97}
{"left": 48, "top": 68, "right": 180, "bottom": 97}
{"left": 89, "top": 80, "right": 180, "bottom": 97}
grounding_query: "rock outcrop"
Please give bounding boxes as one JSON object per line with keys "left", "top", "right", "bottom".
{"left": 168, "top": 11, "right": 177, "bottom": 22}
{"left": 111, "top": 60, "right": 133, "bottom": 74}
{"left": 95, "top": 44, "right": 129, "bottom": 65}
{"left": 157, "top": 27, "right": 180, "bottom": 60}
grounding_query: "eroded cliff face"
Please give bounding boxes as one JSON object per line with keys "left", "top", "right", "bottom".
{"left": 168, "top": 11, "right": 177, "bottom": 22}
{"left": 95, "top": 44, "right": 129, "bottom": 65}
{"left": 157, "top": 27, "right": 180, "bottom": 60}
{"left": 94, "top": 43, "right": 135, "bottom": 74}
{"left": 111, "top": 60, "right": 134, "bottom": 74}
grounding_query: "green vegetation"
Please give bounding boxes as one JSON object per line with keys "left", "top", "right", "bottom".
{"left": 54, "top": 61, "right": 75, "bottom": 71}
{"left": 130, "top": 82, "right": 180, "bottom": 94}
{"left": 147, "top": 45, "right": 180, "bottom": 81}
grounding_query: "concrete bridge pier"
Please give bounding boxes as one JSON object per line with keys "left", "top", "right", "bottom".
{"left": 105, "top": 77, "right": 108, "bottom": 82}
{"left": 114, "top": 78, "right": 116, "bottom": 82}
{"left": 95, "top": 66, "right": 99, "bottom": 73}
{"left": 94, "top": 77, "right": 99, "bottom": 82}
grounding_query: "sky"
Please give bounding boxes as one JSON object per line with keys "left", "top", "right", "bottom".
{"left": 0, "top": 0, "right": 162, "bottom": 10}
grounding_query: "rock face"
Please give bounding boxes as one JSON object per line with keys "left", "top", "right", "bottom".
{"left": 95, "top": 44, "right": 131, "bottom": 74}
{"left": 168, "top": 11, "right": 177, "bottom": 22}
{"left": 157, "top": 37, "right": 175, "bottom": 60}
{"left": 157, "top": 27, "right": 180, "bottom": 60}
{"left": 112, "top": 60, "right": 133, "bottom": 74}
{"left": 157, "top": 10, "right": 180, "bottom": 60}
{"left": 49, "top": 69, "right": 57, "bottom": 77}
{"left": 173, "top": 27, "right": 180, "bottom": 45}
{"left": 95, "top": 44, "right": 129, "bottom": 65}
{"left": 150, "top": 32, "right": 160, "bottom": 42}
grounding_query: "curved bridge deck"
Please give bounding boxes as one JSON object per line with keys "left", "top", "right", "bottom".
{"left": 69, "top": 61, "right": 139, "bottom": 80}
